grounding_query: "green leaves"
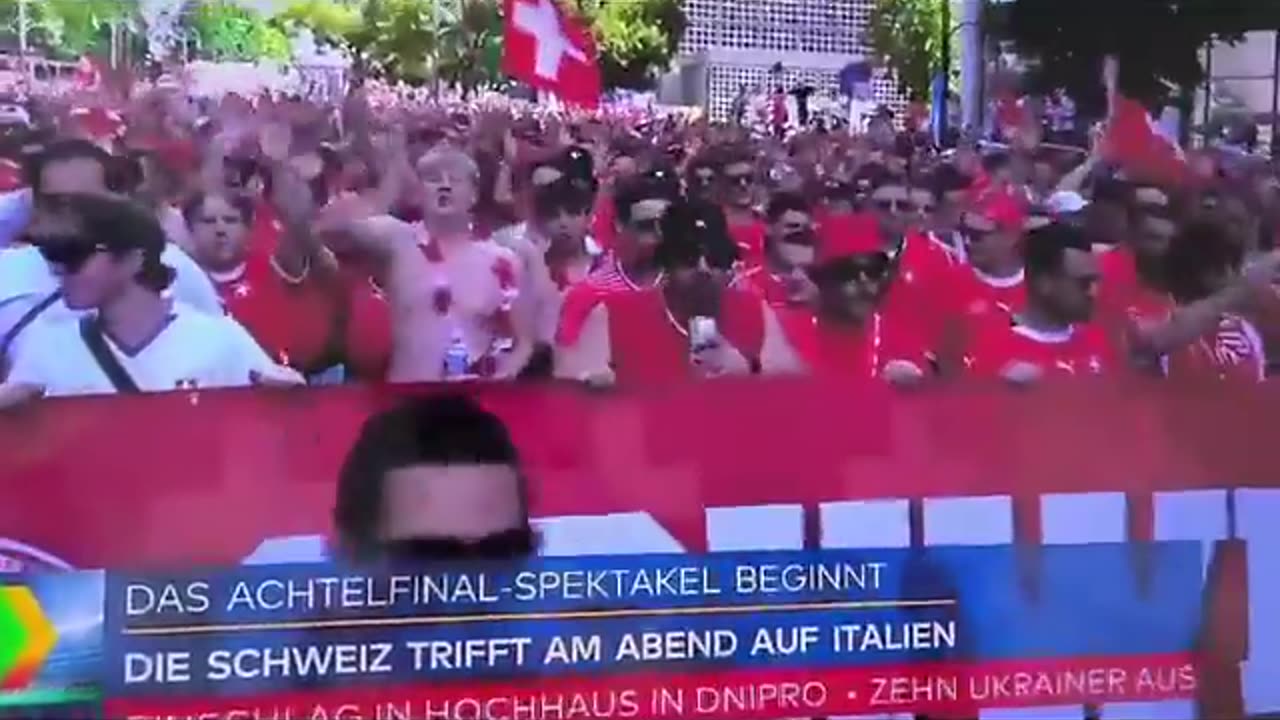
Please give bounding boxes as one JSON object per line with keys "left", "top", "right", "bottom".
{"left": 577, "top": 0, "right": 686, "bottom": 90}
{"left": 869, "top": 0, "right": 949, "bottom": 102}
{"left": 191, "top": 1, "right": 292, "bottom": 62}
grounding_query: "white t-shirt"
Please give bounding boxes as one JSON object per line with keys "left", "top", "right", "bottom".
{"left": 0, "top": 243, "right": 222, "bottom": 361}
{"left": 7, "top": 301, "right": 276, "bottom": 397}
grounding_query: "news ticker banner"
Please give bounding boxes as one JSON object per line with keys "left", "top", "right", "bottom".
{"left": 0, "top": 544, "right": 1204, "bottom": 719}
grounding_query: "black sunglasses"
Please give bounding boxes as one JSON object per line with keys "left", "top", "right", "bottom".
{"left": 724, "top": 173, "right": 753, "bottom": 187}
{"left": 31, "top": 236, "right": 108, "bottom": 272}
{"left": 872, "top": 197, "right": 918, "bottom": 214}
{"left": 381, "top": 527, "right": 537, "bottom": 564}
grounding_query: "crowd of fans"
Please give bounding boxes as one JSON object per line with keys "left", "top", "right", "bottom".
{"left": 0, "top": 72, "right": 1278, "bottom": 407}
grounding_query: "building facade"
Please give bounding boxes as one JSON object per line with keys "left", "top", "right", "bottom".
{"left": 678, "top": 0, "right": 909, "bottom": 121}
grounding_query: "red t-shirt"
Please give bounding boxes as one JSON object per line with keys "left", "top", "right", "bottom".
{"left": 1097, "top": 248, "right": 1173, "bottom": 329}
{"left": 559, "top": 286, "right": 765, "bottom": 386}
{"left": 214, "top": 254, "right": 341, "bottom": 373}
{"left": 964, "top": 315, "right": 1117, "bottom": 379}
{"left": 779, "top": 303, "right": 932, "bottom": 379}
{"left": 927, "top": 264, "right": 1027, "bottom": 365}
{"left": 1165, "top": 313, "right": 1266, "bottom": 382}
{"left": 728, "top": 216, "right": 767, "bottom": 266}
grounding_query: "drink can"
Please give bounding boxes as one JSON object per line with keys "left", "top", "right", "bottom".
{"left": 689, "top": 316, "right": 718, "bottom": 351}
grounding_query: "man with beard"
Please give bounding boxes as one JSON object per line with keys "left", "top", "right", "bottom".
{"left": 965, "top": 221, "right": 1114, "bottom": 383}
{"left": 335, "top": 393, "right": 536, "bottom": 563}
{"left": 554, "top": 199, "right": 796, "bottom": 385}
{"left": 1093, "top": 184, "right": 1278, "bottom": 375}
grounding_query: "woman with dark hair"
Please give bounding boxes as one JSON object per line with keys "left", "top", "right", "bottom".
{"left": 334, "top": 393, "right": 536, "bottom": 563}
{"left": 0, "top": 193, "right": 300, "bottom": 405}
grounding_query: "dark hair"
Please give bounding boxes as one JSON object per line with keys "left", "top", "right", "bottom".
{"left": 766, "top": 191, "right": 811, "bottom": 223}
{"left": 931, "top": 164, "right": 971, "bottom": 197}
{"left": 655, "top": 199, "right": 738, "bottom": 271}
{"left": 43, "top": 193, "right": 174, "bottom": 292}
{"left": 1023, "top": 221, "right": 1093, "bottom": 281}
{"left": 28, "top": 139, "right": 130, "bottom": 196}
{"left": 533, "top": 177, "right": 593, "bottom": 220}
{"left": 333, "top": 394, "right": 530, "bottom": 555}
{"left": 1163, "top": 218, "right": 1243, "bottom": 303}
{"left": 181, "top": 191, "right": 255, "bottom": 228}
{"left": 614, "top": 169, "right": 680, "bottom": 225}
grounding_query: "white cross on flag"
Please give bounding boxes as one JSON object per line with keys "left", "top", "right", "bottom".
{"left": 502, "top": 0, "right": 602, "bottom": 108}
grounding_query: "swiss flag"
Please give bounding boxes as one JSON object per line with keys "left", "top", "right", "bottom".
{"left": 502, "top": 0, "right": 602, "bottom": 108}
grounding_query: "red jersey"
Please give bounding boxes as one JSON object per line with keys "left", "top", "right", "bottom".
{"left": 590, "top": 190, "right": 617, "bottom": 254}
{"left": 248, "top": 200, "right": 285, "bottom": 256}
{"left": 728, "top": 216, "right": 767, "bottom": 266}
{"left": 965, "top": 315, "right": 1117, "bottom": 379}
{"left": 733, "top": 265, "right": 791, "bottom": 307}
{"left": 1097, "top": 248, "right": 1173, "bottom": 328}
{"left": 213, "top": 254, "right": 341, "bottom": 373}
{"left": 558, "top": 286, "right": 765, "bottom": 386}
{"left": 1165, "top": 313, "right": 1266, "bottom": 382}
{"left": 927, "top": 264, "right": 1027, "bottom": 364}
{"left": 779, "top": 304, "right": 931, "bottom": 379}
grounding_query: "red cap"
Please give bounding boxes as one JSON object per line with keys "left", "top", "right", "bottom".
{"left": 971, "top": 189, "right": 1028, "bottom": 232}
{"left": 816, "top": 212, "right": 884, "bottom": 263}
{"left": 67, "top": 106, "right": 126, "bottom": 141}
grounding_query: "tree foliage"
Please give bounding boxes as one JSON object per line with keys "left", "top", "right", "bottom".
{"left": 578, "top": 0, "right": 685, "bottom": 90}
{"left": 0, "top": 0, "right": 134, "bottom": 59}
{"left": 868, "top": 0, "right": 948, "bottom": 102}
{"left": 190, "top": 1, "right": 292, "bottom": 62}
{"left": 993, "top": 0, "right": 1280, "bottom": 116}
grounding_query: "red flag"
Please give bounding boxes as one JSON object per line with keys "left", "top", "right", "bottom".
{"left": 502, "top": 0, "right": 602, "bottom": 108}
{"left": 1103, "top": 95, "right": 1191, "bottom": 187}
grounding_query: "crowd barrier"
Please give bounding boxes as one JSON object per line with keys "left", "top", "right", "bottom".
{"left": 0, "top": 378, "right": 1277, "bottom": 718}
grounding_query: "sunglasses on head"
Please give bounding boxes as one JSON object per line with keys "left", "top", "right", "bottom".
{"left": 381, "top": 527, "right": 537, "bottom": 564}
{"left": 30, "top": 235, "right": 108, "bottom": 272}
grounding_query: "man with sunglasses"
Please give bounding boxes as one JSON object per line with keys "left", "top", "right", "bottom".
{"left": 581, "top": 168, "right": 678, "bottom": 294}
{"left": 0, "top": 140, "right": 222, "bottom": 376}
{"left": 774, "top": 213, "right": 930, "bottom": 384}
{"left": 0, "top": 194, "right": 299, "bottom": 405}
{"left": 927, "top": 190, "right": 1033, "bottom": 371}
{"left": 716, "top": 148, "right": 767, "bottom": 265}
{"left": 964, "top": 222, "right": 1115, "bottom": 383}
